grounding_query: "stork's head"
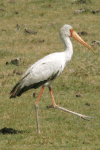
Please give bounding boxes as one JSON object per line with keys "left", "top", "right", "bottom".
{"left": 59, "top": 24, "right": 93, "bottom": 51}
{"left": 59, "top": 24, "right": 72, "bottom": 38}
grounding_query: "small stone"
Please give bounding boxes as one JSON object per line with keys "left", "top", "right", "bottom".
{"left": 13, "top": 69, "right": 22, "bottom": 75}
{"left": 91, "top": 40, "right": 100, "bottom": 46}
{"left": 8, "top": 0, "right": 15, "bottom": 4}
{"left": 15, "top": 11, "right": 18, "bottom": 14}
{"left": 78, "top": 30, "right": 89, "bottom": 36}
{"left": 6, "top": 62, "right": 9, "bottom": 65}
{"left": 85, "top": 103, "right": 90, "bottom": 106}
{"left": 11, "top": 57, "right": 21, "bottom": 66}
{"left": 0, "top": 8, "right": 5, "bottom": 11}
{"left": 76, "top": 92, "right": 83, "bottom": 97}
{"left": 74, "top": 8, "right": 86, "bottom": 14}
{"left": 25, "top": 29, "right": 37, "bottom": 34}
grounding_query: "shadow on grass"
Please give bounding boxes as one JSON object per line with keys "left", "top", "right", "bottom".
{"left": 0, "top": 127, "right": 25, "bottom": 135}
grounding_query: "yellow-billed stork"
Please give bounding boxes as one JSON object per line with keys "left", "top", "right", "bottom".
{"left": 10, "top": 24, "right": 94, "bottom": 133}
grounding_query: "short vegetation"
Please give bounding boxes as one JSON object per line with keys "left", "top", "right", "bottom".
{"left": 0, "top": 0, "right": 100, "bottom": 149}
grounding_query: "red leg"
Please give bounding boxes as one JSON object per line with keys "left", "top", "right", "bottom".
{"left": 36, "top": 86, "right": 44, "bottom": 103}
{"left": 48, "top": 87, "right": 94, "bottom": 121}
{"left": 49, "top": 87, "right": 57, "bottom": 106}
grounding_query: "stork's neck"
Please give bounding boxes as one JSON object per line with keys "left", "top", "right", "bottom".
{"left": 62, "top": 37, "right": 73, "bottom": 51}
{"left": 62, "top": 37, "right": 73, "bottom": 59}
{"left": 60, "top": 36, "right": 73, "bottom": 67}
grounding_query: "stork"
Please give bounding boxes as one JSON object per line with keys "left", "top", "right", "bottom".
{"left": 10, "top": 24, "right": 94, "bottom": 134}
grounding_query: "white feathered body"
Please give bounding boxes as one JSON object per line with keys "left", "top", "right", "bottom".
{"left": 10, "top": 24, "right": 73, "bottom": 98}
{"left": 21, "top": 51, "right": 72, "bottom": 88}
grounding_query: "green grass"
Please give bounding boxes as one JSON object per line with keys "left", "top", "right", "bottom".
{"left": 0, "top": 0, "right": 100, "bottom": 149}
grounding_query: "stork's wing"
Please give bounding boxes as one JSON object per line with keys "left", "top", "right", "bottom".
{"left": 22, "top": 60, "right": 62, "bottom": 88}
{"left": 10, "top": 59, "right": 62, "bottom": 98}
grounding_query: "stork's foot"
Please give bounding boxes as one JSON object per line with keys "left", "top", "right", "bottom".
{"left": 79, "top": 115, "right": 96, "bottom": 121}
{"left": 47, "top": 104, "right": 95, "bottom": 121}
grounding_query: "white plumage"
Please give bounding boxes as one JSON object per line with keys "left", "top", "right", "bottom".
{"left": 10, "top": 24, "right": 93, "bottom": 133}
{"left": 10, "top": 25, "right": 74, "bottom": 97}
{"left": 22, "top": 52, "right": 71, "bottom": 87}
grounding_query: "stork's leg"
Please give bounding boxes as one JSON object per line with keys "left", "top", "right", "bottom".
{"left": 48, "top": 87, "right": 94, "bottom": 121}
{"left": 35, "top": 86, "right": 44, "bottom": 134}
{"left": 49, "top": 87, "right": 57, "bottom": 106}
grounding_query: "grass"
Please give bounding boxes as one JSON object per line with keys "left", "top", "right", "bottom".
{"left": 0, "top": 0, "right": 100, "bottom": 149}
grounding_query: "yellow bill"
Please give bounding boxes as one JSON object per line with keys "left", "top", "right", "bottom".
{"left": 70, "top": 28, "right": 95, "bottom": 53}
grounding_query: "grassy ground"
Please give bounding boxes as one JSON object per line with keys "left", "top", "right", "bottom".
{"left": 0, "top": 0, "right": 100, "bottom": 149}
